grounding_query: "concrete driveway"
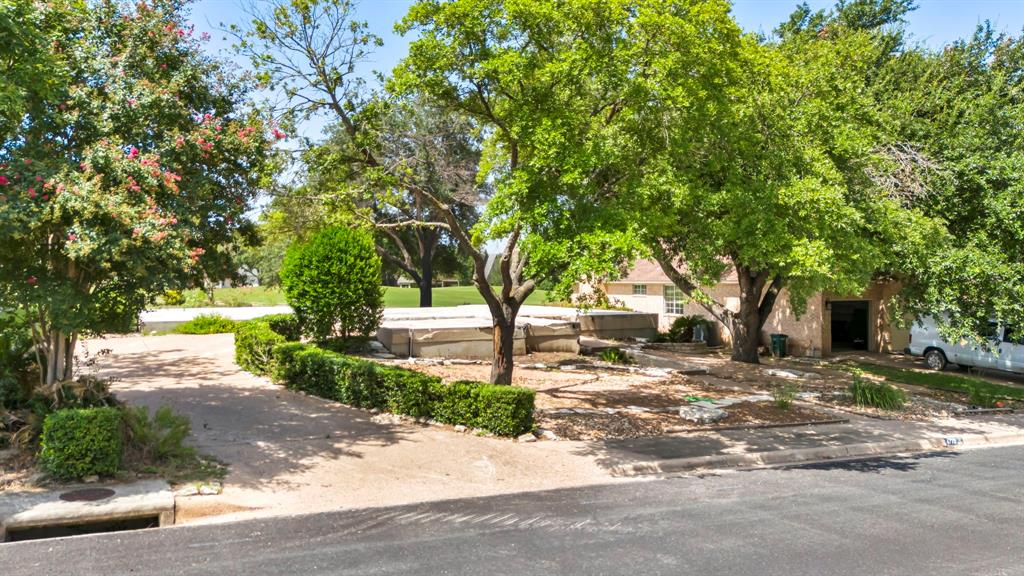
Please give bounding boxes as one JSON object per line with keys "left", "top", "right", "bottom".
{"left": 89, "top": 334, "right": 621, "bottom": 524}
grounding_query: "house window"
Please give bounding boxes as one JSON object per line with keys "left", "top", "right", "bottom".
{"left": 632, "top": 284, "right": 647, "bottom": 296}
{"left": 664, "top": 285, "right": 685, "bottom": 315}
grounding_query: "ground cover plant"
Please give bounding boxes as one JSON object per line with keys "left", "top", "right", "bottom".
{"left": 171, "top": 314, "right": 238, "bottom": 335}
{"left": 852, "top": 362, "right": 1024, "bottom": 402}
{"left": 849, "top": 377, "right": 907, "bottom": 410}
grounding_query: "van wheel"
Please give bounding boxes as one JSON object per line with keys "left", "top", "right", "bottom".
{"left": 924, "top": 349, "right": 947, "bottom": 371}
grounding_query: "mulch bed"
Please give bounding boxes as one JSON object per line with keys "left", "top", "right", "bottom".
{"left": 537, "top": 401, "right": 839, "bottom": 441}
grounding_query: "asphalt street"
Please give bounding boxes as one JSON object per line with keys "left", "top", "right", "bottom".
{"left": 3, "top": 446, "right": 1023, "bottom": 576}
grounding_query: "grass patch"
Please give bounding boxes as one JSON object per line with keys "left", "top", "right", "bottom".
{"left": 851, "top": 362, "right": 1024, "bottom": 401}
{"left": 382, "top": 286, "right": 549, "bottom": 308}
{"left": 158, "top": 286, "right": 550, "bottom": 309}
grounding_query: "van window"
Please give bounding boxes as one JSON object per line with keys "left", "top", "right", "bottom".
{"left": 1004, "top": 325, "right": 1023, "bottom": 345}
{"left": 983, "top": 321, "right": 1000, "bottom": 341}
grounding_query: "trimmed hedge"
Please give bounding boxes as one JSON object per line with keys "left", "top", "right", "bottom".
{"left": 40, "top": 407, "right": 124, "bottom": 480}
{"left": 268, "top": 343, "right": 534, "bottom": 436}
{"left": 261, "top": 314, "right": 302, "bottom": 342}
{"left": 234, "top": 314, "right": 303, "bottom": 376}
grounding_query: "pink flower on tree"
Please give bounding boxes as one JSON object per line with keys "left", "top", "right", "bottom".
{"left": 273, "top": 128, "right": 286, "bottom": 140}
{"left": 127, "top": 146, "right": 139, "bottom": 160}
{"left": 0, "top": 176, "right": 8, "bottom": 186}
{"left": 68, "top": 233, "right": 77, "bottom": 242}
{"left": 27, "top": 188, "right": 37, "bottom": 198}
{"left": 27, "top": 276, "right": 37, "bottom": 286}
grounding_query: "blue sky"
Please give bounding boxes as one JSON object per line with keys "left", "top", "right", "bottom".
{"left": 191, "top": 0, "right": 1024, "bottom": 78}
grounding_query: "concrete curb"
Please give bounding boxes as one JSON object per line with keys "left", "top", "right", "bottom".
{"left": 0, "top": 480, "right": 174, "bottom": 542}
{"left": 610, "top": 430, "right": 1024, "bottom": 477}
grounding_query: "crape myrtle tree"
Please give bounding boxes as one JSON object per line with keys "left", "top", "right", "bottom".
{"left": 0, "top": 0, "right": 274, "bottom": 387}
{"left": 628, "top": 4, "right": 941, "bottom": 363}
{"left": 237, "top": 0, "right": 744, "bottom": 383}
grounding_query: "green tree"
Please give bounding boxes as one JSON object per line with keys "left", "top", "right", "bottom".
{"left": 303, "top": 98, "right": 483, "bottom": 307}
{"left": 0, "top": 0, "right": 274, "bottom": 386}
{"left": 280, "top": 226, "right": 383, "bottom": 340}
{"left": 621, "top": 7, "right": 938, "bottom": 362}
{"left": 870, "top": 24, "right": 1024, "bottom": 340}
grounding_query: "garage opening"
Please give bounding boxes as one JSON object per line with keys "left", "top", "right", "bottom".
{"left": 830, "top": 300, "right": 869, "bottom": 351}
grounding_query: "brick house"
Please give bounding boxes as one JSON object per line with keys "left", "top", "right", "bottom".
{"left": 579, "top": 259, "right": 908, "bottom": 358}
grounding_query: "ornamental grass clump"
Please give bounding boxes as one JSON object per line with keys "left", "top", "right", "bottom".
{"left": 849, "top": 377, "right": 906, "bottom": 410}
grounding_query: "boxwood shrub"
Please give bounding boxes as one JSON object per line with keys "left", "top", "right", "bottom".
{"left": 234, "top": 321, "right": 286, "bottom": 376}
{"left": 269, "top": 343, "right": 534, "bottom": 436}
{"left": 235, "top": 314, "right": 304, "bottom": 376}
{"left": 40, "top": 407, "right": 124, "bottom": 480}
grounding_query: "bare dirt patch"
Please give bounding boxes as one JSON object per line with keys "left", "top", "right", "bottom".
{"left": 394, "top": 352, "right": 844, "bottom": 440}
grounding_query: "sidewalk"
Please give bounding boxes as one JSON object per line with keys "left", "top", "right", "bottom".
{"left": 77, "top": 333, "right": 1024, "bottom": 526}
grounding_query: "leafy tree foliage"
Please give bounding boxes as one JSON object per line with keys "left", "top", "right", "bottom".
{"left": 280, "top": 226, "right": 383, "bottom": 340}
{"left": 871, "top": 23, "right": 1024, "bottom": 340}
{"left": 0, "top": 0, "right": 274, "bottom": 385}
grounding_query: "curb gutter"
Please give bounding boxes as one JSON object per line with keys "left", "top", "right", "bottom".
{"left": 610, "top": 431, "right": 1024, "bottom": 477}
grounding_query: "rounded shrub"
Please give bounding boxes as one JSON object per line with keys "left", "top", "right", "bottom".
{"left": 280, "top": 226, "right": 383, "bottom": 341}
{"left": 40, "top": 407, "right": 124, "bottom": 480}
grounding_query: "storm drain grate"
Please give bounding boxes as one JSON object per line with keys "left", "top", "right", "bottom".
{"left": 59, "top": 488, "right": 117, "bottom": 502}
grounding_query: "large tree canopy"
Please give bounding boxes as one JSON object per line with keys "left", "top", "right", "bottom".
{"left": 0, "top": 0, "right": 274, "bottom": 386}
{"left": 871, "top": 23, "right": 1024, "bottom": 341}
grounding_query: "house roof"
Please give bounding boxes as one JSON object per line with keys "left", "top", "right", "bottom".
{"left": 611, "top": 259, "right": 738, "bottom": 285}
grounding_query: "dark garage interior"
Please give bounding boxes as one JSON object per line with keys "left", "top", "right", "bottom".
{"left": 830, "top": 300, "right": 869, "bottom": 351}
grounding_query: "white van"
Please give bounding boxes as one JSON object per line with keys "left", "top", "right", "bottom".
{"left": 908, "top": 317, "right": 1024, "bottom": 374}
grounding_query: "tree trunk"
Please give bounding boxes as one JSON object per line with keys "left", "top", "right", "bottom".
{"left": 419, "top": 243, "right": 433, "bottom": 308}
{"left": 730, "top": 305, "right": 762, "bottom": 363}
{"left": 490, "top": 318, "right": 516, "bottom": 384}
{"left": 42, "top": 329, "right": 76, "bottom": 386}
{"left": 730, "top": 265, "right": 764, "bottom": 364}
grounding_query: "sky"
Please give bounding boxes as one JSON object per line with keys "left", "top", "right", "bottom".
{"left": 189, "top": 0, "right": 1024, "bottom": 142}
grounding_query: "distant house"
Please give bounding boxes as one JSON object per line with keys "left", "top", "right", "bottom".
{"left": 577, "top": 259, "right": 908, "bottom": 358}
{"left": 395, "top": 276, "right": 461, "bottom": 288}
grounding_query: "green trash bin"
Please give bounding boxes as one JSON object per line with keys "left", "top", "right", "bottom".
{"left": 770, "top": 333, "right": 789, "bottom": 358}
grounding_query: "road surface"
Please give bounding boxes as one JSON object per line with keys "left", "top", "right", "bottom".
{"left": 3, "top": 446, "right": 1023, "bottom": 575}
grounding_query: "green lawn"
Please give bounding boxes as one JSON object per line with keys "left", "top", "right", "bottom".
{"left": 382, "top": 286, "right": 549, "bottom": 308}
{"left": 852, "top": 362, "right": 1024, "bottom": 401}
{"left": 168, "top": 285, "right": 549, "bottom": 309}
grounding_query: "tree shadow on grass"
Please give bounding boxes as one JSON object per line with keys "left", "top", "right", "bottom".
{"left": 96, "top": 348, "right": 410, "bottom": 491}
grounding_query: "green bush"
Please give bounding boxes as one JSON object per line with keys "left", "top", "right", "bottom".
{"left": 279, "top": 226, "right": 384, "bottom": 341}
{"left": 161, "top": 289, "right": 185, "bottom": 306}
{"left": 40, "top": 407, "right": 123, "bottom": 480}
{"left": 234, "top": 321, "right": 287, "bottom": 376}
{"left": 377, "top": 366, "right": 439, "bottom": 417}
{"left": 773, "top": 384, "right": 798, "bottom": 410}
{"left": 475, "top": 384, "right": 535, "bottom": 436}
{"left": 0, "top": 314, "right": 35, "bottom": 409}
{"left": 429, "top": 380, "right": 479, "bottom": 425}
{"left": 269, "top": 341, "right": 307, "bottom": 383}
{"left": 123, "top": 405, "right": 194, "bottom": 463}
{"left": 849, "top": 378, "right": 906, "bottom": 410}
{"left": 172, "top": 314, "right": 237, "bottom": 334}
{"left": 259, "top": 314, "right": 302, "bottom": 342}
{"left": 667, "top": 314, "right": 709, "bottom": 343}
{"left": 599, "top": 348, "right": 632, "bottom": 364}
{"left": 269, "top": 343, "right": 534, "bottom": 436}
